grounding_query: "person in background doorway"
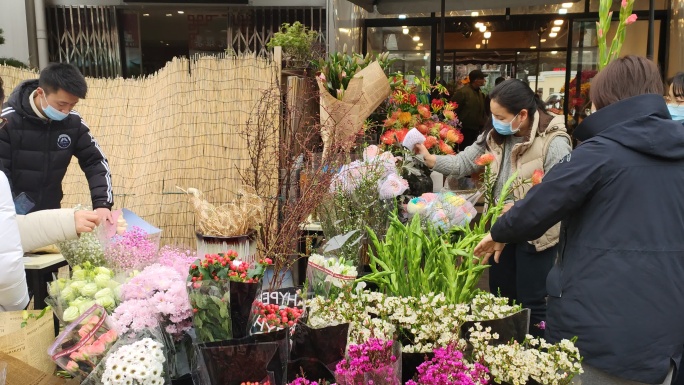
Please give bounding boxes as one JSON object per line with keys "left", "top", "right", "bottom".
{"left": 0, "top": 63, "right": 114, "bottom": 223}
{"left": 666, "top": 72, "right": 684, "bottom": 121}
{"left": 475, "top": 56, "right": 682, "bottom": 385}
{"left": 452, "top": 69, "right": 487, "bottom": 148}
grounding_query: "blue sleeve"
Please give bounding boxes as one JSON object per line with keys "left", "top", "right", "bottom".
{"left": 490, "top": 141, "right": 606, "bottom": 243}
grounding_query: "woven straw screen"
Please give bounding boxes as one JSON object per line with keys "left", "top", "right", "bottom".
{"left": 0, "top": 54, "right": 281, "bottom": 246}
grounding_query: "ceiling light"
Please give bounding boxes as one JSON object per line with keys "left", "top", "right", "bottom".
{"left": 540, "top": 38, "right": 547, "bottom": 42}
{"left": 165, "top": 43, "right": 169, "bottom": 46}
{"left": 413, "top": 35, "right": 420, "bottom": 41}
{"left": 471, "top": 11, "right": 479, "bottom": 17}
{"left": 559, "top": 8, "right": 568, "bottom": 14}
{"left": 476, "top": 44, "right": 481, "bottom": 48}
{"left": 160, "top": 40, "right": 164, "bottom": 43}
{"left": 530, "top": 46, "right": 537, "bottom": 49}
{"left": 482, "top": 39, "right": 486, "bottom": 44}
{"left": 143, "top": 13, "right": 149, "bottom": 16}
{"left": 416, "top": 53, "right": 422, "bottom": 56}
{"left": 398, "top": 14, "right": 407, "bottom": 19}
{"left": 479, "top": 25, "right": 487, "bottom": 32}
{"left": 417, "top": 42, "right": 423, "bottom": 46}
{"left": 475, "top": 22, "right": 483, "bottom": 28}
{"left": 403, "top": 28, "right": 409, "bottom": 34}
{"left": 177, "top": 10, "right": 184, "bottom": 14}
{"left": 549, "top": 32, "right": 558, "bottom": 37}
{"left": 339, "top": 28, "right": 351, "bottom": 34}
{"left": 554, "top": 19, "right": 564, "bottom": 25}
{"left": 562, "top": 2, "right": 573, "bottom": 7}
{"left": 424, "top": 55, "right": 429, "bottom": 60}
{"left": 552, "top": 50, "right": 558, "bottom": 54}
{"left": 552, "top": 26, "right": 561, "bottom": 32}
{"left": 166, "top": 13, "right": 172, "bottom": 16}
{"left": 483, "top": 31, "right": 491, "bottom": 39}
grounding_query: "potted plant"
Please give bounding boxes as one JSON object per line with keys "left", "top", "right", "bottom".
{"left": 266, "top": 21, "right": 318, "bottom": 70}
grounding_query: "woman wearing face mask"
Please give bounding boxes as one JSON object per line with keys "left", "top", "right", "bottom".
{"left": 667, "top": 72, "right": 684, "bottom": 121}
{"left": 414, "top": 79, "right": 572, "bottom": 337}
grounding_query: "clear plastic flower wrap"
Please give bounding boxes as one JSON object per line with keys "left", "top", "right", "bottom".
{"left": 306, "top": 253, "right": 358, "bottom": 298}
{"left": 46, "top": 263, "right": 121, "bottom": 324}
{"left": 48, "top": 304, "right": 118, "bottom": 378}
{"left": 335, "top": 339, "right": 402, "bottom": 385}
{"left": 250, "top": 287, "right": 306, "bottom": 335}
{"left": 406, "top": 192, "right": 478, "bottom": 231}
{"left": 57, "top": 206, "right": 106, "bottom": 266}
{"left": 102, "top": 226, "right": 161, "bottom": 273}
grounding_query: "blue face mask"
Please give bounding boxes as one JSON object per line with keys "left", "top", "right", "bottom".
{"left": 668, "top": 104, "right": 684, "bottom": 121}
{"left": 492, "top": 113, "right": 520, "bottom": 136}
{"left": 40, "top": 93, "right": 68, "bottom": 121}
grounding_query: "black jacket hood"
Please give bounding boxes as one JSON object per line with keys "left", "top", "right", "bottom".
{"left": 575, "top": 94, "right": 684, "bottom": 160}
{"left": 7, "top": 80, "right": 46, "bottom": 124}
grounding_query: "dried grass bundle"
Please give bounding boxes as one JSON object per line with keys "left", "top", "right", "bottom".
{"left": 178, "top": 186, "right": 264, "bottom": 237}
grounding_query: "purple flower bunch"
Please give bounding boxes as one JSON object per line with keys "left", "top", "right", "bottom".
{"left": 157, "top": 245, "right": 197, "bottom": 277}
{"left": 335, "top": 338, "right": 400, "bottom": 385}
{"left": 406, "top": 344, "right": 490, "bottom": 385}
{"left": 103, "top": 226, "right": 159, "bottom": 271}
{"left": 112, "top": 264, "right": 193, "bottom": 340}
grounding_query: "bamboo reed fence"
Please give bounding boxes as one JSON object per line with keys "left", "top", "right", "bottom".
{"left": 0, "top": 54, "right": 280, "bottom": 246}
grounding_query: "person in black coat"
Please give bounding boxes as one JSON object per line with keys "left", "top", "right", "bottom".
{"left": 475, "top": 56, "right": 682, "bottom": 384}
{"left": 0, "top": 63, "right": 113, "bottom": 224}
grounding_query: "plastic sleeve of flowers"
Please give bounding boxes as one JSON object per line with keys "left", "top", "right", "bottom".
{"left": 249, "top": 287, "right": 306, "bottom": 335}
{"left": 196, "top": 340, "right": 281, "bottom": 385}
{"left": 49, "top": 304, "right": 108, "bottom": 362}
{"left": 306, "top": 259, "right": 357, "bottom": 299}
{"left": 101, "top": 226, "right": 162, "bottom": 273}
{"left": 287, "top": 358, "right": 337, "bottom": 383}
{"left": 48, "top": 304, "right": 118, "bottom": 379}
{"left": 307, "top": 261, "right": 357, "bottom": 281}
{"left": 460, "top": 308, "right": 531, "bottom": 345}
{"left": 188, "top": 278, "right": 233, "bottom": 343}
{"left": 81, "top": 326, "right": 170, "bottom": 385}
{"left": 362, "top": 340, "right": 402, "bottom": 385}
{"left": 230, "top": 281, "right": 262, "bottom": 339}
{"left": 290, "top": 321, "right": 350, "bottom": 369}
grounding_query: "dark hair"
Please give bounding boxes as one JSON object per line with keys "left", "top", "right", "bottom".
{"left": 590, "top": 56, "right": 663, "bottom": 110}
{"left": 490, "top": 79, "right": 547, "bottom": 117}
{"left": 478, "top": 79, "right": 548, "bottom": 147}
{"left": 39, "top": 62, "right": 87, "bottom": 99}
{"left": 670, "top": 72, "right": 684, "bottom": 99}
{"left": 494, "top": 76, "right": 505, "bottom": 86}
{"left": 0, "top": 76, "right": 4, "bottom": 104}
{"left": 469, "top": 70, "right": 486, "bottom": 82}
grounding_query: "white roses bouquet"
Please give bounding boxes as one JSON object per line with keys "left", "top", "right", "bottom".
{"left": 307, "top": 253, "right": 358, "bottom": 297}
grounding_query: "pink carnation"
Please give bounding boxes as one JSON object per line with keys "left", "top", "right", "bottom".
{"left": 113, "top": 264, "right": 193, "bottom": 340}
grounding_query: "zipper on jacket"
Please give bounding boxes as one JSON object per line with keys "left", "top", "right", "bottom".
{"left": 39, "top": 120, "right": 51, "bottom": 210}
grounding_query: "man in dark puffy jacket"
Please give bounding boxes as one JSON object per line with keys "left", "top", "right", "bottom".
{"left": 0, "top": 63, "right": 113, "bottom": 223}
